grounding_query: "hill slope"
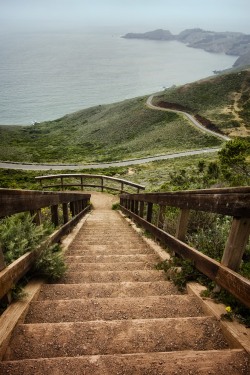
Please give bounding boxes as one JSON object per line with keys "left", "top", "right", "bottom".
{"left": 154, "top": 68, "right": 250, "bottom": 138}
{"left": 0, "top": 96, "right": 221, "bottom": 164}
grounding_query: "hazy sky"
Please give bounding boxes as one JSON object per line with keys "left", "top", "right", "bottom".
{"left": 1, "top": 0, "right": 250, "bottom": 34}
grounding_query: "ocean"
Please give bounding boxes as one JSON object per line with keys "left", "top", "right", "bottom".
{"left": 0, "top": 27, "right": 237, "bottom": 125}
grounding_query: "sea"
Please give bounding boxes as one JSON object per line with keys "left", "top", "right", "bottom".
{"left": 0, "top": 27, "right": 237, "bottom": 125}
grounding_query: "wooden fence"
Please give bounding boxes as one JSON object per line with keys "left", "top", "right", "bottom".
{"left": 35, "top": 174, "right": 145, "bottom": 194}
{"left": 0, "top": 188, "right": 91, "bottom": 300}
{"left": 120, "top": 187, "right": 250, "bottom": 308}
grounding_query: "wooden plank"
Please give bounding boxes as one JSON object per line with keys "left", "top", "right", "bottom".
{"left": 147, "top": 202, "right": 153, "bottom": 223}
{"left": 222, "top": 217, "right": 250, "bottom": 271}
{"left": 0, "top": 189, "right": 91, "bottom": 218}
{"left": 121, "top": 206, "right": 250, "bottom": 308}
{"left": 157, "top": 205, "right": 166, "bottom": 229}
{"left": 51, "top": 205, "right": 59, "bottom": 227}
{"left": 120, "top": 192, "right": 250, "bottom": 217}
{"left": 0, "top": 245, "right": 5, "bottom": 271}
{"left": 62, "top": 203, "right": 69, "bottom": 224}
{"left": 176, "top": 209, "right": 190, "bottom": 241}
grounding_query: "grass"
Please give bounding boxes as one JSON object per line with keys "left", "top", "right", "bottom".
{"left": 0, "top": 95, "right": 222, "bottom": 163}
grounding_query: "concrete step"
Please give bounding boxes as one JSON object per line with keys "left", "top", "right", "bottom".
{"left": 38, "top": 281, "right": 182, "bottom": 300}
{"left": 64, "top": 254, "right": 159, "bottom": 263}
{"left": 1, "top": 350, "right": 249, "bottom": 375}
{"left": 66, "top": 262, "right": 154, "bottom": 272}
{"left": 4, "top": 317, "right": 229, "bottom": 360}
{"left": 25, "top": 295, "right": 204, "bottom": 323}
{"left": 59, "top": 270, "right": 166, "bottom": 283}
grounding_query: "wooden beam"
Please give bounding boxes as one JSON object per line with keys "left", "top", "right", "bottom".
{"left": 176, "top": 209, "right": 190, "bottom": 241}
{"left": 121, "top": 206, "right": 250, "bottom": 309}
{"left": 0, "top": 245, "right": 5, "bottom": 272}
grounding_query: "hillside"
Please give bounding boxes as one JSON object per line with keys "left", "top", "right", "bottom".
{"left": 0, "top": 96, "right": 221, "bottom": 164}
{"left": 153, "top": 68, "right": 250, "bottom": 138}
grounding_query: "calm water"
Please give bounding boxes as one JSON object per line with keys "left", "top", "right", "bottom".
{"left": 0, "top": 28, "right": 237, "bottom": 125}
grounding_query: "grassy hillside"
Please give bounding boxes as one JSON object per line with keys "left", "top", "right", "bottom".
{"left": 0, "top": 96, "right": 221, "bottom": 163}
{"left": 154, "top": 68, "right": 250, "bottom": 138}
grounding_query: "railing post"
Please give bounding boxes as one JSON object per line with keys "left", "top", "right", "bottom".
{"left": 101, "top": 177, "right": 104, "bottom": 192}
{"left": 51, "top": 205, "right": 59, "bottom": 227}
{"left": 62, "top": 203, "right": 69, "bottom": 224}
{"left": 221, "top": 217, "right": 250, "bottom": 271}
{"left": 70, "top": 201, "right": 75, "bottom": 217}
{"left": 157, "top": 204, "right": 166, "bottom": 229}
{"left": 147, "top": 202, "right": 153, "bottom": 223}
{"left": 61, "top": 177, "right": 64, "bottom": 191}
{"left": 30, "top": 209, "right": 42, "bottom": 226}
{"left": 176, "top": 209, "right": 190, "bottom": 241}
{"left": 131, "top": 199, "right": 135, "bottom": 213}
{"left": 139, "top": 201, "right": 144, "bottom": 218}
{"left": 134, "top": 200, "right": 139, "bottom": 215}
{"left": 121, "top": 182, "right": 124, "bottom": 193}
{"left": 0, "top": 244, "right": 6, "bottom": 271}
{"left": 81, "top": 177, "right": 84, "bottom": 191}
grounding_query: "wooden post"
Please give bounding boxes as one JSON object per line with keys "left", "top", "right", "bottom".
{"left": 101, "top": 177, "right": 104, "bottom": 192}
{"left": 139, "top": 201, "right": 144, "bottom": 218}
{"left": 222, "top": 217, "right": 250, "bottom": 271}
{"left": 147, "top": 202, "right": 153, "bottom": 223}
{"left": 131, "top": 199, "right": 135, "bottom": 213}
{"left": 81, "top": 177, "right": 84, "bottom": 191}
{"left": 62, "top": 203, "right": 69, "bottom": 224}
{"left": 0, "top": 244, "right": 6, "bottom": 271}
{"left": 121, "top": 182, "right": 124, "bottom": 193}
{"left": 157, "top": 204, "right": 166, "bottom": 229}
{"left": 30, "top": 209, "right": 42, "bottom": 226}
{"left": 51, "top": 205, "right": 59, "bottom": 227}
{"left": 134, "top": 200, "right": 139, "bottom": 215}
{"left": 61, "top": 177, "right": 64, "bottom": 191}
{"left": 176, "top": 209, "right": 190, "bottom": 241}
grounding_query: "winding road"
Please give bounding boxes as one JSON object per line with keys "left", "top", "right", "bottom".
{"left": 0, "top": 95, "right": 228, "bottom": 171}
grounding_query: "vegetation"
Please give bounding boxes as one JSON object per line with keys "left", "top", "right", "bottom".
{"left": 156, "top": 69, "right": 250, "bottom": 135}
{"left": 33, "top": 243, "right": 67, "bottom": 281}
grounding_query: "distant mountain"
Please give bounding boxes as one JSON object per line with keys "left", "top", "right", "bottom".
{"left": 122, "top": 28, "right": 250, "bottom": 68}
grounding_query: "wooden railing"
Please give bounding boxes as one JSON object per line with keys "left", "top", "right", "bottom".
{"left": 0, "top": 188, "right": 91, "bottom": 300}
{"left": 120, "top": 187, "right": 250, "bottom": 308}
{"left": 35, "top": 174, "right": 145, "bottom": 194}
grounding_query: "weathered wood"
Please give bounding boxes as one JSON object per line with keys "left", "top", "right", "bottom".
{"left": 176, "top": 209, "right": 190, "bottom": 241}
{"left": 51, "top": 205, "right": 59, "bottom": 227}
{"left": 121, "top": 206, "right": 250, "bottom": 308}
{"left": 139, "top": 201, "right": 144, "bottom": 218}
{"left": 30, "top": 209, "right": 42, "bottom": 226}
{"left": 120, "top": 188, "right": 250, "bottom": 217}
{"left": 222, "top": 217, "right": 250, "bottom": 271}
{"left": 0, "top": 189, "right": 91, "bottom": 218}
{"left": 35, "top": 174, "right": 145, "bottom": 193}
{"left": 62, "top": 203, "right": 69, "bottom": 224}
{"left": 0, "top": 245, "right": 5, "bottom": 271}
{"left": 147, "top": 202, "right": 153, "bottom": 223}
{"left": 157, "top": 204, "right": 166, "bottom": 229}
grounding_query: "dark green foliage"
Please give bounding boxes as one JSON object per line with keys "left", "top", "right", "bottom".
{"left": 33, "top": 244, "right": 67, "bottom": 281}
{"left": 0, "top": 213, "right": 50, "bottom": 264}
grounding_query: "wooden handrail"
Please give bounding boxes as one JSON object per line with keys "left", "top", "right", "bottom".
{"left": 120, "top": 186, "right": 250, "bottom": 308}
{"left": 0, "top": 188, "right": 91, "bottom": 300}
{"left": 35, "top": 174, "right": 145, "bottom": 194}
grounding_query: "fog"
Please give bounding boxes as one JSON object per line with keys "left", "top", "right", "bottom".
{"left": 1, "top": 0, "right": 250, "bottom": 34}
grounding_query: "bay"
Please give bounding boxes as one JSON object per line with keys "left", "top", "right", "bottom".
{"left": 0, "top": 27, "right": 237, "bottom": 125}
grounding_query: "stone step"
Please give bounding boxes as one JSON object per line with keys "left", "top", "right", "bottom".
{"left": 66, "top": 261, "right": 154, "bottom": 272}
{"left": 1, "top": 350, "right": 249, "bottom": 375}
{"left": 64, "top": 254, "right": 159, "bottom": 263}
{"left": 38, "top": 281, "right": 181, "bottom": 300}
{"left": 25, "top": 295, "right": 204, "bottom": 323}
{"left": 4, "top": 317, "right": 229, "bottom": 360}
{"left": 59, "top": 270, "right": 166, "bottom": 283}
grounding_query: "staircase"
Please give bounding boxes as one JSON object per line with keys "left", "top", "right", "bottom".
{"left": 0, "top": 193, "right": 249, "bottom": 374}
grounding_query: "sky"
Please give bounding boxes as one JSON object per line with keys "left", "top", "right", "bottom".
{"left": 1, "top": 0, "right": 250, "bottom": 34}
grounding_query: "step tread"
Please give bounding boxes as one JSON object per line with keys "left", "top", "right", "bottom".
{"left": 66, "top": 262, "right": 154, "bottom": 271}
{"left": 59, "top": 270, "right": 166, "bottom": 283}
{"left": 4, "top": 317, "right": 229, "bottom": 360}
{"left": 25, "top": 295, "right": 204, "bottom": 323}
{"left": 38, "top": 281, "right": 182, "bottom": 300}
{"left": 64, "top": 254, "right": 159, "bottom": 263}
{"left": 1, "top": 350, "right": 249, "bottom": 375}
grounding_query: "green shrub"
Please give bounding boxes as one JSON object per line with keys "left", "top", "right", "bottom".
{"left": 34, "top": 244, "right": 67, "bottom": 281}
{"left": 0, "top": 213, "right": 50, "bottom": 264}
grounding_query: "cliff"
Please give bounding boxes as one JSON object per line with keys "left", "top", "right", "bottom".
{"left": 122, "top": 28, "right": 250, "bottom": 68}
